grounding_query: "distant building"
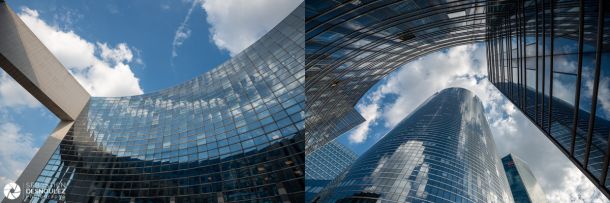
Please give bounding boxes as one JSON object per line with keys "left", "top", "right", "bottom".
{"left": 305, "top": 140, "right": 357, "bottom": 202}
{"left": 315, "top": 88, "right": 513, "bottom": 202}
{"left": 502, "top": 154, "right": 547, "bottom": 203}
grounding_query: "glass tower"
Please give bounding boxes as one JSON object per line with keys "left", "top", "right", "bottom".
{"left": 502, "top": 154, "right": 547, "bottom": 203}
{"left": 314, "top": 88, "right": 513, "bottom": 203}
{"left": 21, "top": 3, "right": 305, "bottom": 203}
{"left": 304, "top": 0, "right": 610, "bottom": 198}
{"left": 487, "top": 0, "right": 610, "bottom": 196}
{"left": 305, "top": 140, "right": 357, "bottom": 202}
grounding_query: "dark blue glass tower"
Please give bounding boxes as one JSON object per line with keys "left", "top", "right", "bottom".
{"left": 314, "top": 88, "right": 513, "bottom": 203}
{"left": 305, "top": 140, "right": 357, "bottom": 202}
{"left": 502, "top": 154, "right": 547, "bottom": 203}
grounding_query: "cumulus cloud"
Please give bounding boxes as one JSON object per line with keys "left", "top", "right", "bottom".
{"left": 347, "top": 44, "right": 608, "bottom": 202}
{"left": 0, "top": 122, "right": 38, "bottom": 190}
{"left": 547, "top": 167, "right": 609, "bottom": 203}
{"left": 0, "top": 71, "right": 40, "bottom": 108}
{"left": 18, "top": 7, "right": 143, "bottom": 97}
{"left": 201, "top": 0, "right": 302, "bottom": 55}
{"left": 349, "top": 102, "right": 380, "bottom": 143}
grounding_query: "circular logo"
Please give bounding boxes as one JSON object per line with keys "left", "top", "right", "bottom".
{"left": 3, "top": 182, "right": 20, "bottom": 200}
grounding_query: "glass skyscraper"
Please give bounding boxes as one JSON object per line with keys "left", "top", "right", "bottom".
{"left": 304, "top": 0, "right": 610, "bottom": 198}
{"left": 305, "top": 140, "right": 357, "bottom": 202}
{"left": 502, "top": 154, "right": 547, "bottom": 203}
{"left": 8, "top": 3, "right": 305, "bottom": 203}
{"left": 314, "top": 88, "right": 513, "bottom": 203}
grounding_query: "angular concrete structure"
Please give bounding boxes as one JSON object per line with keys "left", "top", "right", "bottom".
{"left": 0, "top": 2, "right": 90, "bottom": 121}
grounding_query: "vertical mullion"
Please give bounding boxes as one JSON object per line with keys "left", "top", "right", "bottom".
{"left": 570, "top": 0, "right": 584, "bottom": 156}
{"left": 521, "top": 0, "right": 527, "bottom": 109}
{"left": 541, "top": 0, "right": 546, "bottom": 128}
{"left": 535, "top": 0, "right": 539, "bottom": 123}
{"left": 583, "top": 0, "right": 605, "bottom": 170}
{"left": 487, "top": 36, "right": 491, "bottom": 84}
{"left": 547, "top": 0, "right": 554, "bottom": 132}
{"left": 515, "top": 0, "right": 523, "bottom": 106}
{"left": 506, "top": 13, "right": 515, "bottom": 100}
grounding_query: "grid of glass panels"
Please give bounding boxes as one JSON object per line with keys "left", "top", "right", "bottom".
{"left": 305, "top": 0, "right": 513, "bottom": 154}
{"left": 487, "top": 0, "right": 610, "bottom": 197}
{"left": 502, "top": 154, "right": 547, "bottom": 203}
{"left": 315, "top": 88, "right": 513, "bottom": 203}
{"left": 305, "top": 140, "right": 357, "bottom": 202}
{"left": 305, "top": 0, "right": 610, "bottom": 199}
{"left": 24, "top": 3, "right": 304, "bottom": 203}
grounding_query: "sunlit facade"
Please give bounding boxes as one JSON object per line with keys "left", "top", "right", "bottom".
{"left": 502, "top": 154, "right": 547, "bottom": 203}
{"left": 314, "top": 88, "right": 513, "bottom": 203}
{"left": 305, "top": 140, "right": 357, "bottom": 202}
{"left": 20, "top": 3, "right": 305, "bottom": 203}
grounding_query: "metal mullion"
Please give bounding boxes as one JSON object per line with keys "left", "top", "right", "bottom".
{"left": 547, "top": 0, "right": 554, "bottom": 132}
{"left": 535, "top": 0, "right": 540, "bottom": 123}
{"left": 521, "top": 0, "right": 527, "bottom": 111}
{"left": 487, "top": 37, "right": 492, "bottom": 84}
{"left": 506, "top": 23, "right": 511, "bottom": 88}
{"left": 570, "top": 0, "right": 584, "bottom": 156}
{"left": 516, "top": 1, "right": 522, "bottom": 106}
{"left": 541, "top": 0, "right": 546, "bottom": 128}
{"left": 499, "top": 27, "right": 504, "bottom": 86}
{"left": 583, "top": 0, "right": 605, "bottom": 171}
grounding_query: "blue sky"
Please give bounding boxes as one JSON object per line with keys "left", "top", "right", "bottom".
{"left": 0, "top": 0, "right": 301, "bottom": 198}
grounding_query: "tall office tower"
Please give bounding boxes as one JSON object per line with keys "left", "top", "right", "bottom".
{"left": 304, "top": 0, "right": 610, "bottom": 198}
{"left": 314, "top": 88, "right": 513, "bottom": 203}
{"left": 487, "top": 0, "right": 610, "bottom": 197}
{"left": 0, "top": 2, "right": 304, "bottom": 203}
{"left": 502, "top": 154, "right": 547, "bottom": 203}
{"left": 305, "top": 140, "right": 357, "bottom": 202}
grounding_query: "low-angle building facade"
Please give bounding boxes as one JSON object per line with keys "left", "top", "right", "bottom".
{"left": 502, "top": 154, "right": 547, "bottom": 203}
{"left": 314, "top": 88, "right": 513, "bottom": 202}
{"left": 1, "top": 1, "right": 304, "bottom": 202}
{"left": 304, "top": 140, "right": 357, "bottom": 202}
{"left": 305, "top": 0, "right": 610, "bottom": 198}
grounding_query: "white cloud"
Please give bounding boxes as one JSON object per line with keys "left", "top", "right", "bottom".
{"left": 201, "top": 0, "right": 302, "bottom": 55}
{"left": 547, "top": 168, "right": 609, "bottom": 203}
{"left": 348, "top": 44, "right": 608, "bottom": 202}
{"left": 349, "top": 102, "right": 379, "bottom": 143}
{"left": 0, "top": 122, "right": 38, "bottom": 191}
{"left": 0, "top": 71, "right": 40, "bottom": 108}
{"left": 18, "top": 7, "right": 143, "bottom": 97}
{"left": 171, "top": 0, "right": 199, "bottom": 60}
{"left": 98, "top": 42, "right": 133, "bottom": 64}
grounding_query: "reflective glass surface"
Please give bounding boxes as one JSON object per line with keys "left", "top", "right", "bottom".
{"left": 305, "top": 0, "right": 610, "bottom": 198}
{"left": 502, "top": 154, "right": 547, "bottom": 203}
{"left": 24, "top": 4, "right": 305, "bottom": 203}
{"left": 315, "top": 88, "right": 513, "bottom": 203}
{"left": 305, "top": 141, "right": 357, "bottom": 202}
{"left": 487, "top": 0, "right": 610, "bottom": 196}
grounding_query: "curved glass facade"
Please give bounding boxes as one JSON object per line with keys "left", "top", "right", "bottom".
{"left": 23, "top": 3, "right": 305, "bottom": 203}
{"left": 304, "top": 0, "right": 610, "bottom": 198}
{"left": 314, "top": 88, "right": 513, "bottom": 203}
